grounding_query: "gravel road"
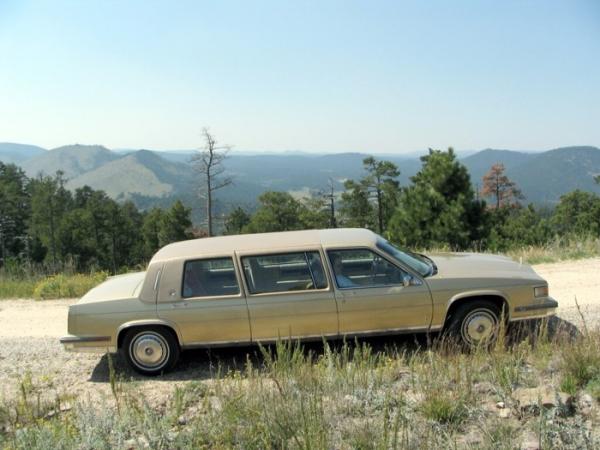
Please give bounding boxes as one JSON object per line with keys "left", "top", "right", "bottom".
{"left": 1, "top": 258, "right": 599, "bottom": 403}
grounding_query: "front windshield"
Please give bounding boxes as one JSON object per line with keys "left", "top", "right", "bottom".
{"left": 376, "top": 239, "right": 432, "bottom": 277}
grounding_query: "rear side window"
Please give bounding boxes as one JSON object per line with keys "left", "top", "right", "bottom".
{"left": 182, "top": 257, "right": 240, "bottom": 298}
{"left": 242, "top": 251, "right": 328, "bottom": 294}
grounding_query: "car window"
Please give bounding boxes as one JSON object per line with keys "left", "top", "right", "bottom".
{"left": 376, "top": 239, "right": 432, "bottom": 277}
{"left": 242, "top": 251, "right": 328, "bottom": 294}
{"left": 327, "top": 249, "right": 407, "bottom": 288}
{"left": 182, "top": 257, "right": 240, "bottom": 298}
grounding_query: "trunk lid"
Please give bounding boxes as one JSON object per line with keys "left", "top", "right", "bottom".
{"left": 77, "top": 272, "right": 147, "bottom": 304}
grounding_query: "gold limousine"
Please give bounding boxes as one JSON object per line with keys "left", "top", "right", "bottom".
{"left": 60, "top": 228, "right": 557, "bottom": 375}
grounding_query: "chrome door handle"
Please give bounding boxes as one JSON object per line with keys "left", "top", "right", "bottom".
{"left": 172, "top": 301, "right": 188, "bottom": 308}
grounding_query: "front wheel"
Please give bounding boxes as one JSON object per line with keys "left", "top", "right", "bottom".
{"left": 122, "top": 327, "right": 180, "bottom": 376}
{"left": 445, "top": 300, "right": 503, "bottom": 349}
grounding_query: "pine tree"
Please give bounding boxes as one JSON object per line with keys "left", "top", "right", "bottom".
{"left": 244, "top": 192, "right": 304, "bottom": 233}
{"left": 339, "top": 157, "right": 400, "bottom": 232}
{"left": 223, "top": 207, "right": 251, "bottom": 235}
{"left": 28, "top": 171, "right": 73, "bottom": 268}
{"left": 0, "top": 163, "right": 30, "bottom": 262}
{"left": 158, "top": 200, "right": 193, "bottom": 246}
{"left": 388, "top": 148, "right": 488, "bottom": 249}
{"left": 142, "top": 208, "right": 165, "bottom": 258}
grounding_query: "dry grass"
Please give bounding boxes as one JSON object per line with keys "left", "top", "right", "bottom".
{"left": 505, "top": 236, "right": 600, "bottom": 264}
{"left": 1, "top": 324, "right": 599, "bottom": 449}
{"left": 416, "top": 236, "right": 600, "bottom": 265}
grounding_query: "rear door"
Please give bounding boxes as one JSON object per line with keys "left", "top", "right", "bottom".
{"left": 156, "top": 256, "right": 251, "bottom": 346}
{"left": 326, "top": 248, "right": 432, "bottom": 335}
{"left": 239, "top": 249, "right": 338, "bottom": 341}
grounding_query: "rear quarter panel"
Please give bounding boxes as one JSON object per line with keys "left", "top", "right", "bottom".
{"left": 69, "top": 298, "right": 159, "bottom": 345}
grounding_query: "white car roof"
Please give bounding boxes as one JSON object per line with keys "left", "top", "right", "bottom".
{"left": 149, "top": 228, "right": 378, "bottom": 263}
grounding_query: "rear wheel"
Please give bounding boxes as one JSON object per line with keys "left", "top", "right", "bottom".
{"left": 446, "top": 300, "right": 503, "bottom": 349}
{"left": 122, "top": 327, "right": 179, "bottom": 376}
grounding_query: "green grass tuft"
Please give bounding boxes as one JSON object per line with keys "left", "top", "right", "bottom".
{"left": 419, "top": 390, "right": 470, "bottom": 425}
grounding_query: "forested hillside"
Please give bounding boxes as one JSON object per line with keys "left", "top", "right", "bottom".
{"left": 2, "top": 148, "right": 600, "bottom": 275}
{"left": 2, "top": 144, "right": 600, "bottom": 215}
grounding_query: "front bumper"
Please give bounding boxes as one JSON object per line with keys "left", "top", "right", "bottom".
{"left": 511, "top": 297, "right": 558, "bottom": 321}
{"left": 60, "top": 335, "right": 116, "bottom": 353}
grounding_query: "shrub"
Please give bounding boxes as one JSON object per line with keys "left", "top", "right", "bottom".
{"left": 0, "top": 277, "right": 40, "bottom": 299}
{"left": 585, "top": 377, "right": 600, "bottom": 401}
{"left": 32, "top": 272, "right": 108, "bottom": 300}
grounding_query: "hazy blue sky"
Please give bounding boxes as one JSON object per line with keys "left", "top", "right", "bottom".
{"left": 1, "top": 0, "right": 599, "bottom": 153}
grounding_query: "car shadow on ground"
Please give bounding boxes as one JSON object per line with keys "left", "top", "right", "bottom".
{"left": 88, "top": 316, "right": 580, "bottom": 384}
{"left": 88, "top": 333, "right": 430, "bottom": 383}
{"left": 508, "top": 315, "right": 580, "bottom": 344}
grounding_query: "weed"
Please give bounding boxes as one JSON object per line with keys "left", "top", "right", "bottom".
{"left": 560, "top": 333, "right": 600, "bottom": 390}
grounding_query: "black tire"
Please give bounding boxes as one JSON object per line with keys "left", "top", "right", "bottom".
{"left": 445, "top": 300, "right": 503, "bottom": 349}
{"left": 121, "top": 326, "right": 180, "bottom": 376}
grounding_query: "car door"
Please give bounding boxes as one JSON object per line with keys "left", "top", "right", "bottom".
{"left": 156, "top": 256, "right": 252, "bottom": 346}
{"left": 326, "top": 248, "right": 433, "bottom": 335}
{"left": 238, "top": 249, "right": 339, "bottom": 342}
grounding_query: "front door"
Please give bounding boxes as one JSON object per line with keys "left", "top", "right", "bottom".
{"left": 326, "top": 248, "right": 432, "bottom": 335}
{"left": 239, "top": 250, "right": 338, "bottom": 341}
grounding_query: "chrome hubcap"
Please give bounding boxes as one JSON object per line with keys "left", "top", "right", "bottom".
{"left": 130, "top": 332, "right": 169, "bottom": 370}
{"left": 462, "top": 309, "right": 498, "bottom": 346}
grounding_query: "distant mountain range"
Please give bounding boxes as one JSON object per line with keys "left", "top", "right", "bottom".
{"left": 2, "top": 142, "right": 600, "bottom": 218}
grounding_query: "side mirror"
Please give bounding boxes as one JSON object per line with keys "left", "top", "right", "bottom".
{"left": 403, "top": 274, "right": 422, "bottom": 287}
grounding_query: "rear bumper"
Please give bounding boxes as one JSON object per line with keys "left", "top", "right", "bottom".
{"left": 60, "top": 335, "right": 116, "bottom": 353}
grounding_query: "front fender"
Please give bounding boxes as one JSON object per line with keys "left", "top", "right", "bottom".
{"left": 446, "top": 290, "right": 510, "bottom": 319}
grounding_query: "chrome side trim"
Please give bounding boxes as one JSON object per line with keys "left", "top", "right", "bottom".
{"left": 153, "top": 268, "right": 162, "bottom": 291}
{"left": 509, "top": 310, "right": 556, "bottom": 322}
{"left": 181, "top": 326, "right": 441, "bottom": 349}
{"left": 60, "top": 335, "right": 110, "bottom": 343}
{"left": 340, "top": 325, "right": 441, "bottom": 339}
{"left": 182, "top": 339, "right": 254, "bottom": 349}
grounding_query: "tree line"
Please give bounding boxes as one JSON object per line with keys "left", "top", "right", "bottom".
{"left": 223, "top": 148, "right": 600, "bottom": 252}
{"left": 2, "top": 146, "right": 600, "bottom": 274}
{"left": 0, "top": 164, "right": 194, "bottom": 273}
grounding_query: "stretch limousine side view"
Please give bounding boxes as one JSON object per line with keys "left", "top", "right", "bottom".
{"left": 60, "top": 228, "right": 558, "bottom": 375}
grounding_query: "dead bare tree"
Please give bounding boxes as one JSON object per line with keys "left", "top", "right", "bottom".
{"left": 190, "top": 128, "right": 232, "bottom": 236}
{"left": 323, "top": 178, "right": 337, "bottom": 228}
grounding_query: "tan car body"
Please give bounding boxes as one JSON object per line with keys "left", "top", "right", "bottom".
{"left": 60, "top": 228, "right": 557, "bottom": 354}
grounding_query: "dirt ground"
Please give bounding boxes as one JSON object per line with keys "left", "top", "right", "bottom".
{"left": 1, "top": 258, "right": 599, "bottom": 403}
